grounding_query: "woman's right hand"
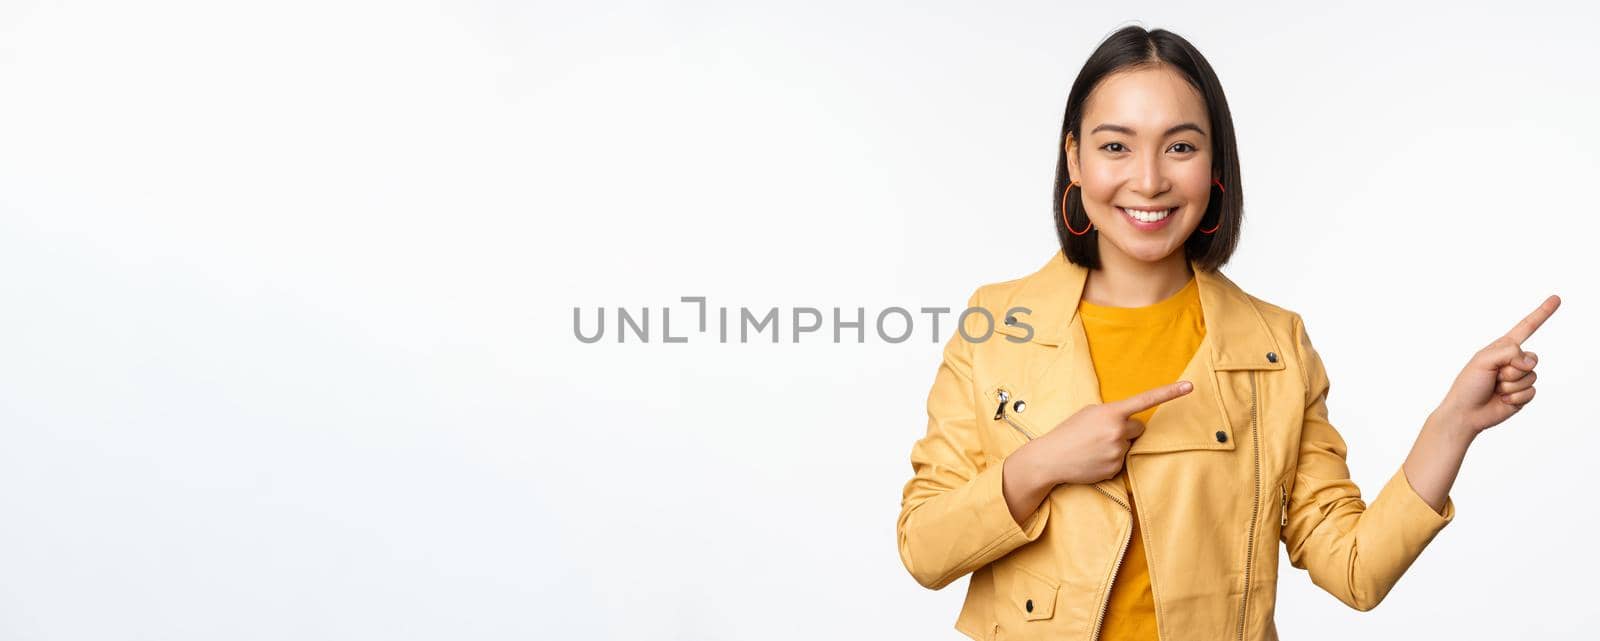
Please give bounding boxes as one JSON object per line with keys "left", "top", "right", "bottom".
{"left": 1003, "top": 380, "right": 1193, "bottom": 525}
{"left": 1031, "top": 380, "right": 1195, "bottom": 485}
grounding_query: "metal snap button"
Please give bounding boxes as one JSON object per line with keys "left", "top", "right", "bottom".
{"left": 1005, "top": 315, "right": 1017, "bottom": 326}
{"left": 1267, "top": 352, "right": 1278, "bottom": 363}
{"left": 1025, "top": 599, "right": 1033, "bottom": 613}
{"left": 1215, "top": 430, "right": 1228, "bottom": 443}
{"left": 1013, "top": 400, "right": 1026, "bottom": 413}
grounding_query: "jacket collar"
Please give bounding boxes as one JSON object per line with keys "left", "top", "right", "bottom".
{"left": 994, "top": 250, "right": 1285, "bottom": 372}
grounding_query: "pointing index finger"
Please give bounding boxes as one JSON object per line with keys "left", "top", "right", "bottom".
{"left": 1504, "top": 295, "right": 1561, "bottom": 344}
{"left": 1108, "top": 380, "right": 1194, "bottom": 417}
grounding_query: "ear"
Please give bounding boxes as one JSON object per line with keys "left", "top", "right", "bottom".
{"left": 1064, "top": 133, "right": 1080, "bottom": 181}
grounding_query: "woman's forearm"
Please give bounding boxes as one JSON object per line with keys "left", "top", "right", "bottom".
{"left": 1401, "top": 409, "right": 1477, "bottom": 515}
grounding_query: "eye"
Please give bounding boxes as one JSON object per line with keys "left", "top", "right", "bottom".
{"left": 1168, "top": 142, "right": 1196, "bottom": 153}
{"left": 1100, "top": 142, "right": 1127, "bottom": 153}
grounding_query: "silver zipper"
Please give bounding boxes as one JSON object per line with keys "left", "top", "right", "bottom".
{"left": 994, "top": 388, "right": 1037, "bottom": 440}
{"left": 1280, "top": 484, "right": 1288, "bottom": 528}
{"left": 1089, "top": 482, "right": 1131, "bottom": 641}
{"left": 1236, "top": 371, "right": 1261, "bottom": 641}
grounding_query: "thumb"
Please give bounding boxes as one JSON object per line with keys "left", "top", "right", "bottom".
{"left": 1123, "top": 417, "right": 1147, "bottom": 440}
{"left": 1107, "top": 380, "right": 1194, "bottom": 417}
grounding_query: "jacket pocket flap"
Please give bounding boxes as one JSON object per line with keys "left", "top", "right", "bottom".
{"left": 1008, "top": 563, "right": 1059, "bottom": 620}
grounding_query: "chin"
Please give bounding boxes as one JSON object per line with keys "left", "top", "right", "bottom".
{"left": 1110, "top": 239, "right": 1182, "bottom": 263}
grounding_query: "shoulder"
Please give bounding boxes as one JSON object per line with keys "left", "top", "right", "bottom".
{"left": 1227, "top": 280, "right": 1321, "bottom": 384}
{"left": 1217, "top": 269, "right": 1307, "bottom": 334}
{"left": 1244, "top": 290, "right": 1302, "bottom": 332}
{"left": 961, "top": 252, "right": 1076, "bottom": 320}
{"left": 939, "top": 259, "right": 1065, "bottom": 351}
{"left": 968, "top": 273, "right": 1030, "bottom": 310}
{"left": 953, "top": 257, "right": 1050, "bottom": 324}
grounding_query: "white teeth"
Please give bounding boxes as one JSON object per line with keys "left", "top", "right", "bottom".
{"left": 1121, "top": 207, "right": 1173, "bottom": 223}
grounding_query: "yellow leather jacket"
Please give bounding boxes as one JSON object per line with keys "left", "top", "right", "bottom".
{"left": 896, "top": 251, "right": 1456, "bottom": 641}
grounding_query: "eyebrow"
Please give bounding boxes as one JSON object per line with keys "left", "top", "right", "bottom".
{"left": 1089, "top": 122, "right": 1208, "bottom": 137}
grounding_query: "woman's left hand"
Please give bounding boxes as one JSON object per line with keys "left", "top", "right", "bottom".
{"left": 1434, "top": 295, "right": 1561, "bottom": 437}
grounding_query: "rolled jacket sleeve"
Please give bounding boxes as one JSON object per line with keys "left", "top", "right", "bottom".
{"left": 896, "top": 289, "right": 1049, "bottom": 591}
{"left": 1280, "top": 313, "right": 1456, "bottom": 612}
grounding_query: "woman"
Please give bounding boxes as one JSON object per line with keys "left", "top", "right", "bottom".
{"left": 894, "top": 26, "right": 1558, "bottom": 641}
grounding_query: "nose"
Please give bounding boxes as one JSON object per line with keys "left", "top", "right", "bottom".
{"left": 1131, "top": 149, "right": 1169, "bottom": 197}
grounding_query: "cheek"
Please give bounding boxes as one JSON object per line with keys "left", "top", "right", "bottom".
{"left": 1080, "top": 162, "right": 1123, "bottom": 203}
{"left": 1174, "top": 162, "right": 1213, "bottom": 201}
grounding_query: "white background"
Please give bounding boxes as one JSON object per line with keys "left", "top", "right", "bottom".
{"left": 2, "top": 1, "right": 1596, "bottom": 639}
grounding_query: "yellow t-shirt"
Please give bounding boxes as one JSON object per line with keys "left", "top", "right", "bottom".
{"left": 1077, "top": 273, "right": 1205, "bottom": 641}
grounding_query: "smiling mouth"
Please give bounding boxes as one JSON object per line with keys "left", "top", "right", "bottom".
{"left": 1116, "top": 206, "right": 1177, "bottom": 223}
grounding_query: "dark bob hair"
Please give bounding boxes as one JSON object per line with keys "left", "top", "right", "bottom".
{"left": 1054, "top": 26, "right": 1242, "bottom": 272}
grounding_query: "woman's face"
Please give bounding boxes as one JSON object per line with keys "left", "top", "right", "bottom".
{"left": 1066, "top": 65, "right": 1215, "bottom": 265}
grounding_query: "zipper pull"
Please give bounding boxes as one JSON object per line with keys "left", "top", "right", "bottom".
{"left": 994, "top": 389, "right": 1010, "bottom": 421}
{"left": 1280, "top": 485, "right": 1288, "bottom": 527}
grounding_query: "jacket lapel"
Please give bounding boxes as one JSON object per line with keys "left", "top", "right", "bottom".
{"left": 992, "top": 251, "right": 1286, "bottom": 503}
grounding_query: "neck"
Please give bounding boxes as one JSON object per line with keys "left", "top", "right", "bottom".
{"left": 1082, "top": 246, "right": 1193, "bottom": 308}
